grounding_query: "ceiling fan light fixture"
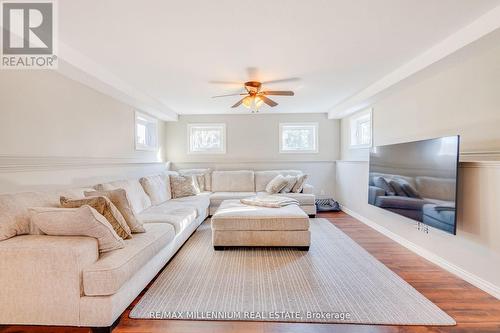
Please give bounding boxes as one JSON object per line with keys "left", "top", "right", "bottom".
{"left": 242, "top": 96, "right": 253, "bottom": 109}
{"left": 242, "top": 95, "right": 263, "bottom": 111}
{"left": 213, "top": 79, "right": 295, "bottom": 112}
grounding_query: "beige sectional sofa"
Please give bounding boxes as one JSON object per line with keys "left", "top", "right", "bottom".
{"left": 0, "top": 168, "right": 314, "bottom": 330}
{"left": 0, "top": 175, "right": 208, "bottom": 330}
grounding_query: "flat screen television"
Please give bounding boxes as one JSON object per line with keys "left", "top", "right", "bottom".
{"left": 368, "top": 136, "right": 460, "bottom": 234}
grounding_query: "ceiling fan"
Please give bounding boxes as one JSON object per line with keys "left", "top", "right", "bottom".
{"left": 212, "top": 80, "right": 295, "bottom": 112}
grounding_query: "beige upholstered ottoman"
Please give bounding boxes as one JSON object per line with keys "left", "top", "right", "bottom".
{"left": 211, "top": 199, "right": 310, "bottom": 250}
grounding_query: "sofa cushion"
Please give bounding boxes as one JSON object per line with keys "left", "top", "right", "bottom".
{"left": 212, "top": 170, "right": 255, "bottom": 192}
{"left": 254, "top": 170, "right": 303, "bottom": 192}
{"left": 138, "top": 206, "right": 197, "bottom": 234}
{"left": 29, "top": 206, "right": 124, "bottom": 253}
{"left": 209, "top": 192, "right": 256, "bottom": 207}
{"left": 179, "top": 168, "right": 212, "bottom": 191}
{"left": 140, "top": 174, "right": 171, "bottom": 205}
{"left": 375, "top": 196, "right": 428, "bottom": 210}
{"left": 95, "top": 179, "right": 151, "bottom": 214}
{"left": 82, "top": 223, "right": 175, "bottom": 296}
{"left": 137, "top": 194, "right": 207, "bottom": 233}
{"left": 171, "top": 192, "right": 210, "bottom": 218}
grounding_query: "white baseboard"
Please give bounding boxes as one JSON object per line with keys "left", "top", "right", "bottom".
{"left": 341, "top": 206, "right": 500, "bottom": 300}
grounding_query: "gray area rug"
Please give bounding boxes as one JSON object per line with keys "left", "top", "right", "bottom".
{"left": 130, "top": 218, "right": 455, "bottom": 325}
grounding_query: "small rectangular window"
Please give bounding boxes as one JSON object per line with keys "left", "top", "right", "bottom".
{"left": 188, "top": 123, "right": 226, "bottom": 154}
{"left": 279, "top": 123, "right": 318, "bottom": 153}
{"left": 135, "top": 112, "right": 158, "bottom": 151}
{"left": 350, "top": 108, "right": 372, "bottom": 148}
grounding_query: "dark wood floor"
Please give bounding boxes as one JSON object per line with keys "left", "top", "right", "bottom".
{"left": 2, "top": 211, "right": 500, "bottom": 333}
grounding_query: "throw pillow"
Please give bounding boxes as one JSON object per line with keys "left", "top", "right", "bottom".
{"left": 84, "top": 189, "right": 145, "bottom": 233}
{"left": 60, "top": 196, "right": 132, "bottom": 239}
{"left": 291, "top": 174, "right": 308, "bottom": 193}
{"left": 373, "top": 176, "right": 395, "bottom": 196}
{"left": 29, "top": 206, "right": 124, "bottom": 253}
{"left": 140, "top": 174, "right": 170, "bottom": 205}
{"left": 170, "top": 175, "right": 201, "bottom": 199}
{"left": 194, "top": 174, "right": 206, "bottom": 192}
{"left": 399, "top": 180, "right": 422, "bottom": 198}
{"left": 279, "top": 175, "right": 297, "bottom": 193}
{"left": 179, "top": 168, "right": 212, "bottom": 191}
{"left": 94, "top": 179, "right": 151, "bottom": 214}
{"left": 388, "top": 180, "right": 407, "bottom": 197}
{"left": 265, "top": 175, "right": 288, "bottom": 194}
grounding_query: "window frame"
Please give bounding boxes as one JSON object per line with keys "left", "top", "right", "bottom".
{"left": 279, "top": 122, "right": 319, "bottom": 154}
{"left": 134, "top": 111, "right": 159, "bottom": 151}
{"left": 187, "top": 123, "right": 227, "bottom": 154}
{"left": 349, "top": 108, "right": 373, "bottom": 149}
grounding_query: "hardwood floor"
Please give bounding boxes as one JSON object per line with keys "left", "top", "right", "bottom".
{"left": 2, "top": 211, "right": 500, "bottom": 333}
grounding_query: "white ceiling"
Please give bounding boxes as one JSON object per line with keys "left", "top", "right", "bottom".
{"left": 58, "top": 0, "right": 500, "bottom": 117}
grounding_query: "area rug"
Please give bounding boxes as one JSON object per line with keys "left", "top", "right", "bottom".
{"left": 130, "top": 218, "right": 455, "bottom": 325}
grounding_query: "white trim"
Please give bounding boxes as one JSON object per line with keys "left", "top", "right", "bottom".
{"left": 135, "top": 111, "right": 159, "bottom": 151}
{"left": 328, "top": 5, "right": 500, "bottom": 119}
{"left": 279, "top": 122, "right": 319, "bottom": 154}
{"left": 335, "top": 155, "right": 500, "bottom": 168}
{"left": 341, "top": 206, "right": 500, "bottom": 300}
{"left": 0, "top": 155, "right": 165, "bottom": 172}
{"left": 187, "top": 123, "right": 227, "bottom": 154}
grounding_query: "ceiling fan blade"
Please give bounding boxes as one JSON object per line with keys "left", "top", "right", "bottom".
{"left": 261, "top": 91, "right": 295, "bottom": 96}
{"left": 231, "top": 97, "right": 246, "bottom": 108}
{"left": 262, "top": 77, "right": 300, "bottom": 85}
{"left": 212, "top": 93, "right": 246, "bottom": 98}
{"left": 259, "top": 95, "right": 278, "bottom": 107}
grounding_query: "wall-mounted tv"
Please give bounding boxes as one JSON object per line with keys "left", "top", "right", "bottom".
{"left": 368, "top": 136, "right": 460, "bottom": 234}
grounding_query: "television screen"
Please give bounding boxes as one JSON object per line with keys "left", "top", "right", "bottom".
{"left": 368, "top": 136, "right": 460, "bottom": 234}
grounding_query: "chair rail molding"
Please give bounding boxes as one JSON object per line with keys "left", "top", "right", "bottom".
{"left": 0, "top": 155, "right": 166, "bottom": 172}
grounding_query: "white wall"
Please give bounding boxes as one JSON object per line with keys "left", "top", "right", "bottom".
{"left": 336, "top": 29, "right": 500, "bottom": 297}
{"left": 341, "top": 28, "right": 500, "bottom": 162}
{"left": 165, "top": 113, "right": 340, "bottom": 195}
{"left": 0, "top": 70, "right": 167, "bottom": 193}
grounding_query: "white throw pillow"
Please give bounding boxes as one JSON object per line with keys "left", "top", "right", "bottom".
{"left": 291, "top": 174, "right": 308, "bottom": 193}
{"left": 95, "top": 179, "right": 152, "bottom": 214}
{"left": 29, "top": 206, "right": 124, "bottom": 253}
{"left": 279, "top": 175, "right": 297, "bottom": 193}
{"left": 140, "top": 174, "right": 171, "bottom": 205}
{"left": 265, "top": 175, "right": 288, "bottom": 194}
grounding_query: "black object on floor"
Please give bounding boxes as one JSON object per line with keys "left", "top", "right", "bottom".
{"left": 315, "top": 198, "right": 341, "bottom": 212}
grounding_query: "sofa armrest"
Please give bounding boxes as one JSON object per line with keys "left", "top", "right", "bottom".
{"left": 0, "top": 235, "right": 98, "bottom": 326}
{"left": 368, "top": 185, "right": 385, "bottom": 205}
{"left": 302, "top": 183, "right": 314, "bottom": 194}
